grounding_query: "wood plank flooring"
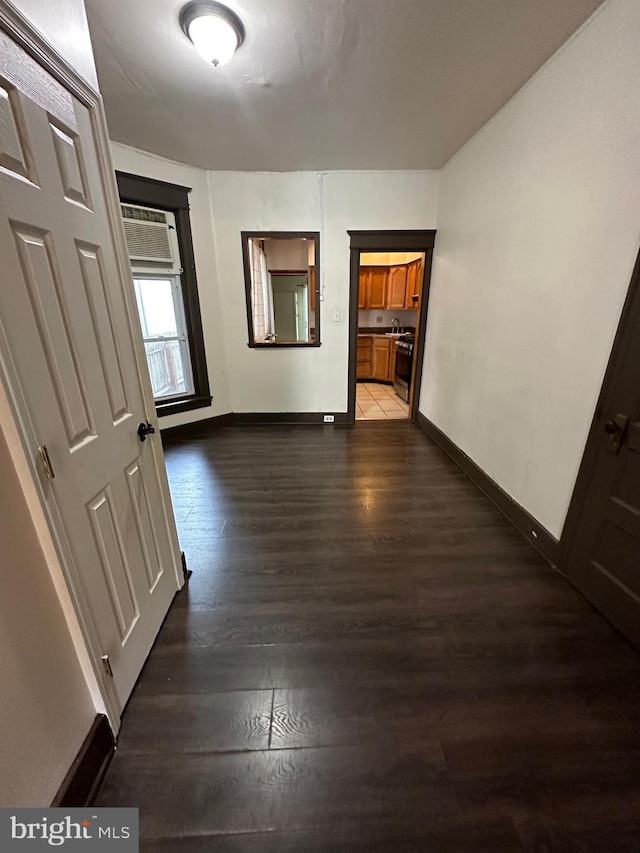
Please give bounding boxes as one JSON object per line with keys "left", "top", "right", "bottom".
{"left": 96, "top": 421, "right": 640, "bottom": 852}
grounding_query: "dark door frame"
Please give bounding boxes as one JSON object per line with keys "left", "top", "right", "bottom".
{"left": 559, "top": 242, "right": 640, "bottom": 572}
{"left": 347, "top": 230, "right": 437, "bottom": 425}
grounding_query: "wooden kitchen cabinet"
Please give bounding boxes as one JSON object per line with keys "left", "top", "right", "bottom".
{"left": 359, "top": 266, "right": 388, "bottom": 309}
{"left": 405, "top": 258, "right": 423, "bottom": 309}
{"left": 360, "top": 263, "right": 424, "bottom": 311}
{"left": 387, "top": 266, "right": 407, "bottom": 309}
{"left": 358, "top": 268, "right": 367, "bottom": 308}
{"left": 368, "top": 267, "right": 387, "bottom": 309}
{"left": 358, "top": 335, "right": 396, "bottom": 383}
{"left": 357, "top": 335, "right": 372, "bottom": 379}
{"left": 372, "top": 337, "right": 391, "bottom": 380}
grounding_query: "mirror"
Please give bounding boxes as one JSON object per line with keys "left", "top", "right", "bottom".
{"left": 242, "top": 231, "right": 320, "bottom": 347}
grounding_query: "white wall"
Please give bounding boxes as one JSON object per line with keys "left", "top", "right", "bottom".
{"left": 421, "top": 0, "right": 640, "bottom": 539}
{"left": 263, "top": 238, "right": 310, "bottom": 271}
{"left": 111, "top": 143, "right": 232, "bottom": 430}
{"left": 0, "top": 426, "right": 95, "bottom": 806}
{"left": 1, "top": 0, "right": 101, "bottom": 805}
{"left": 110, "top": 149, "right": 438, "bottom": 418}
{"left": 209, "top": 170, "right": 439, "bottom": 413}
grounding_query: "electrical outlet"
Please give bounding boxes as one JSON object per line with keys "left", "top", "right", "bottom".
{"left": 376, "top": 315, "right": 383, "bottom": 323}
{"left": 323, "top": 414, "right": 335, "bottom": 423}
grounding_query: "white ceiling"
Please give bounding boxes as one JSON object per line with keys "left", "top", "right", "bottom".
{"left": 85, "top": 0, "right": 604, "bottom": 172}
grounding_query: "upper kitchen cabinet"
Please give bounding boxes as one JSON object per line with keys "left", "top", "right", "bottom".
{"left": 359, "top": 258, "right": 423, "bottom": 311}
{"left": 368, "top": 267, "right": 388, "bottom": 309}
{"left": 387, "top": 265, "right": 408, "bottom": 309}
{"left": 359, "top": 266, "right": 387, "bottom": 309}
{"left": 358, "top": 268, "right": 367, "bottom": 308}
{"left": 405, "top": 258, "right": 423, "bottom": 309}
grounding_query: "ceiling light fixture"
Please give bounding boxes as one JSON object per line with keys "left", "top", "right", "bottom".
{"left": 180, "top": 2, "right": 245, "bottom": 67}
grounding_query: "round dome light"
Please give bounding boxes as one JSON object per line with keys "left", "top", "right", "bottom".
{"left": 180, "top": 2, "right": 245, "bottom": 67}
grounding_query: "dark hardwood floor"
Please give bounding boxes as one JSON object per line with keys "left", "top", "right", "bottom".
{"left": 96, "top": 421, "right": 640, "bottom": 852}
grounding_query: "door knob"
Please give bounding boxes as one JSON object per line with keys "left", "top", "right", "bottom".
{"left": 603, "top": 413, "right": 629, "bottom": 454}
{"left": 137, "top": 420, "right": 156, "bottom": 442}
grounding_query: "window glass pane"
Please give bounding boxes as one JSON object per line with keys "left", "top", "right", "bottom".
{"left": 144, "top": 340, "right": 189, "bottom": 399}
{"left": 134, "top": 278, "right": 179, "bottom": 338}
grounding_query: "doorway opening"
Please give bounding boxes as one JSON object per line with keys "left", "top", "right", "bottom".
{"left": 347, "top": 231, "right": 436, "bottom": 425}
{"left": 355, "top": 251, "right": 424, "bottom": 420}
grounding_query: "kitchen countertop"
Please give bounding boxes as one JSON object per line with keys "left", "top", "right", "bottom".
{"left": 358, "top": 328, "right": 414, "bottom": 338}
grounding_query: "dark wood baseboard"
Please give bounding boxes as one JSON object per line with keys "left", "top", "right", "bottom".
{"left": 415, "top": 411, "right": 560, "bottom": 566}
{"left": 233, "top": 412, "right": 350, "bottom": 426}
{"left": 52, "top": 714, "right": 115, "bottom": 807}
{"left": 162, "top": 412, "right": 350, "bottom": 440}
{"left": 160, "top": 412, "right": 233, "bottom": 442}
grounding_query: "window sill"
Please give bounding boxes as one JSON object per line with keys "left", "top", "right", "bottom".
{"left": 155, "top": 394, "right": 212, "bottom": 418}
{"left": 249, "top": 340, "right": 321, "bottom": 348}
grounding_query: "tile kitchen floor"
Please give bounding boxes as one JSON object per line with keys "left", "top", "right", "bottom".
{"left": 356, "top": 382, "right": 409, "bottom": 419}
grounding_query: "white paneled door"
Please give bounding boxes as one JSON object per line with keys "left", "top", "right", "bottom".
{"left": 0, "top": 22, "right": 182, "bottom": 717}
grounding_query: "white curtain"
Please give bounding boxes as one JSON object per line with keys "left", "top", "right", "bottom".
{"left": 250, "top": 239, "right": 271, "bottom": 341}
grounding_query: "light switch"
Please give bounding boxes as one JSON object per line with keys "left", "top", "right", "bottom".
{"left": 331, "top": 309, "right": 341, "bottom": 322}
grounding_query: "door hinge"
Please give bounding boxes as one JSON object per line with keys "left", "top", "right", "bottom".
{"left": 101, "top": 654, "right": 114, "bottom": 678}
{"left": 37, "top": 445, "right": 55, "bottom": 480}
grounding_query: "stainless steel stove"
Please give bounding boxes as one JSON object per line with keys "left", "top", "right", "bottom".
{"left": 393, "top": 333, "right": 415, "bottom": 402}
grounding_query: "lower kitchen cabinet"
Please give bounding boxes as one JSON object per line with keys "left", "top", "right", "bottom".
{"left": 357, "top": 335, "right": 396, "bottom": 383}
{"left": 372, "top": 338, "right": 390, "bottom": 380}
{"left": 357, "top": 336, "right": 373, "bottom": 379}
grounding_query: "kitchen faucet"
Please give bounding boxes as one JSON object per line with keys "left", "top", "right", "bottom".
{"left": 391, "top": 317, "right": 400, "bottom": 333}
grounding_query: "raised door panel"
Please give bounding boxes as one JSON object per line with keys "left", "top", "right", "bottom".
{"left": 10, "top": 224, "right": 95, "bottom": 448}
{"left": 368, "top": 268, "right": 388, "bottom": 309}
{"left": 87, "top": 487, "right": 140, "bottom": 642}
{"left": 387, "top": 266, "right": 407, "bottom": 309}
{"left": 372, "top": 339, "right": 390, "bottom": 381}
{"left": 76, "top": 243, "right": 129, "bottom": 423}
{"left": 0, "top": 81, "right": 35, "bottom": 181}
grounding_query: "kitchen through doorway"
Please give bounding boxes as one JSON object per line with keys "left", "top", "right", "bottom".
{"left": 356, "top": 252, "right": 424, "bottom": 420}
{"left": 347, "top": 231, "right": 436, "bottom": 425}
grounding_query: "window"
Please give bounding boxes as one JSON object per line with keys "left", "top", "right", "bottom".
{"left": 116, "top": 172, "right": 210, "bottom": 417}
{"left": 133, "top": 273, "right": 192, "bottom": 400}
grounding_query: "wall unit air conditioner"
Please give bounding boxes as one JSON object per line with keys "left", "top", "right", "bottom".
{"left": 120, "top": 203, "right": 176, "bottom": 266}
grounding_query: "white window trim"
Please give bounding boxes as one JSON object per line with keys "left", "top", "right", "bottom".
{"left": 132, "top": 273, "right": 195, "bottom": 402}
